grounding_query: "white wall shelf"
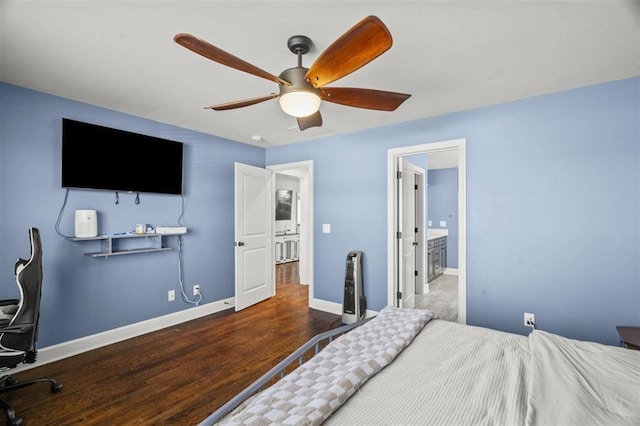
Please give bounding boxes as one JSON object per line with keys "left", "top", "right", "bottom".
{"left": 67, "top": 232, "right": 185, "bottom": 258}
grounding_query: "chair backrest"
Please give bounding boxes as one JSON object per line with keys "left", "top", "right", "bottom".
{"left": 0, "top": 227, "right": 43, "bottom": 353}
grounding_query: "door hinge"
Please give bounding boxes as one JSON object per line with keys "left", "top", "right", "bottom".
{"left": 396, "top": 291, "right": 402, "bottom": 300}
{"left": 397, "top": 171, "right": 402, "bottom": 179}
{"left": 414, "top": 184, "right": 418, "bottom": 190}
{"left": 396, "top": 231, "right": 402, "bottom": 239}
{"left": 415, "top": 270, "right": 419, "bottom": 276}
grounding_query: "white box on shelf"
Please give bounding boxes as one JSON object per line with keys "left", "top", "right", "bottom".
{"left": 75, "top": 210, "right": 98, "bottom": 238}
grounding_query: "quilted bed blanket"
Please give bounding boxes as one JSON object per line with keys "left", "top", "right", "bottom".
{"left": 219, "top": 306, "right": 435, "bottom": 425}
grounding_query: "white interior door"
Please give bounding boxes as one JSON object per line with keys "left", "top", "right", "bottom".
{"left": 234, "top": 162, "right": 273, "bottom": 311}
{"left": 398, "top": 157, "right": 416, "bottom": 308}
{"left": 413, "top": 166, "right": 426, "bottom": 295}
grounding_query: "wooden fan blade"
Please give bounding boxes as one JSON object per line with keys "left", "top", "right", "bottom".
{"left": 174, "top": 33, "right": 290, "bottom": 86}
{"left": 305, "top": 16, "right": 393, "bottom": 88}
{"left": 204, "top": 93, "right": 279, "bottom": 111}
{"left": 297, "top": 111, "right": 323, "bottom": 131}
{"left": 320, "top": 87, "right": 410, "bottom": 111}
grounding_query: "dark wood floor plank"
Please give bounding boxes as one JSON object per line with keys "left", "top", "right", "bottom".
{"left": 3, "top": 262, "right": 341, "bottom": 425}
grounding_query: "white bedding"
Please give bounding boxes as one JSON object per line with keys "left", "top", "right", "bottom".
{"left": 211, "top": 310, "right": 640, "bottom": 426}
{"left": 325, "top": 319, "right": 531, "bottom": 425}
{"left": 326, "top": 320, "right": 640, "bottom": 426}
{"left": 526, "top": 330, "right": 640, "bottom": 426}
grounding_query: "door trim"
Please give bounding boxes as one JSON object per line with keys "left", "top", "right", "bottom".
{"left": 267, "top": 161, "right": 314, "bottom": 305}
{"left": 387, "top": 139, "right": 467, "bottom": 323}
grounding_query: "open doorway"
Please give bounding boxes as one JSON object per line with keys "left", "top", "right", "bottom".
{"left": 268, "top": 161, "right": 314, "bottom": 305}
{"left": 387, "top": 139, "right": 467, "bottom": 324}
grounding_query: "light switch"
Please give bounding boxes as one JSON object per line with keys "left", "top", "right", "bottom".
{"left": 440, "top": 221, "right": 446, "bottom": 227}
{"left": 322, "top": 224, "right": 331, "bottom": 233}
{"left": 427, "top": 220, "right": 432, "bottom": 227}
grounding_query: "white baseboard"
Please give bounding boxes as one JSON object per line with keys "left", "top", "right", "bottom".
{"left": 13, "top": 297, "right": 235, "bottom": 373}
{"left": 309, "top": 297, "right": 377, "bottom": 319}
{"left": 444, "top": 267, "right": 458, "bottom": 276}
{"left": 309, "top": 297, "right": 342, "bottom": 315}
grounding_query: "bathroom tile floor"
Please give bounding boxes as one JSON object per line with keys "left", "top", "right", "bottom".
{"left": 415, "top": 274, "right": 458, "bottom": 322}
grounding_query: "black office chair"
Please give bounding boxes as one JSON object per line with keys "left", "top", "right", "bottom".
{"left": 0, "top": 228, "right": 62, "bottom": 426}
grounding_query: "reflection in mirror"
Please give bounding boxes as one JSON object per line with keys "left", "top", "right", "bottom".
{"left": 275, "top": 189, "right": 293, "bottom": 221}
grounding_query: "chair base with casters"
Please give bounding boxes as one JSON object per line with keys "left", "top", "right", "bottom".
{"left": 0, "top": 370, "right": 63, "bottom": 426}
{"left": 0, "top": 228, "right": 62, "bottom": 426}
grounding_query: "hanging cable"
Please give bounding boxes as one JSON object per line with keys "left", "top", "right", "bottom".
{"left": 55, "top": 189, "right": 74, "bottom": 238}
{"left": 177, "top": 235, "right": 202, "bottom": 306}
{"left": 115, "top": 192, "right": 119, "bottom": 205}
{"left": 173, "top": 194, "right": 200, "bottom": 305}
{"left": 177, "top": 193, "right": 185, "bottom": 226}
{"left": 135, "top": 192, "right": 140, "bottom": 204}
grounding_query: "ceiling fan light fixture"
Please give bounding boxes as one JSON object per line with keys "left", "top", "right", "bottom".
{"left": 279, "top": 91, "right": 321, "bottom": 117}
{"left": 176, "top": 17, "right": 408, "bottom": 131}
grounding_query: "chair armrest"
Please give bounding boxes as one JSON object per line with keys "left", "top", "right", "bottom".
{"left": 0, "top": 323, "right": 35, "bottom": 334}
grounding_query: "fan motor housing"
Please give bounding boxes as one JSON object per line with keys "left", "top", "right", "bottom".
{"left": 278, "top": 67, "right": 320, "bottom": 96}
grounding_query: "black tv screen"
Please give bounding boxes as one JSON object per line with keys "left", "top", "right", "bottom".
{"left": 62, "top": 118, "right": 184, "bottom": 195}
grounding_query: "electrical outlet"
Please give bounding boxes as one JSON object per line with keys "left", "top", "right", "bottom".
{"left": 168, "top": 290, "right": 175, "bottom": 302}
{"left": 524, "top": 312, "right": 535, "bottom": 328}
{"left": 193, "top": 284, "right": 200, "bottom": 296}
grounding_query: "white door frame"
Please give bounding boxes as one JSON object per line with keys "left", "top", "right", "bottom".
{"left": 268, "top": 161, "right": 314, "bottom": 304}
{"left": 387, "top": 139, "right": 467, "bottom": 323}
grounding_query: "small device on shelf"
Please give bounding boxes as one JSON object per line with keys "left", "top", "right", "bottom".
{"left": 74, "top": 210, "right": 98, "bottom": 238}
{"left": 155, "top": 226, "right": 187, "bottom": 235}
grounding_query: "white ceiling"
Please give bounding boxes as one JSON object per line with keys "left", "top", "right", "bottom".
{"left": 1, "top": 1, "right": 638, "bottom": 148}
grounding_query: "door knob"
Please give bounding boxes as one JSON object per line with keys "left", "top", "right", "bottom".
{"left": 234, "top": 241, "right": 245, "bottom": 246}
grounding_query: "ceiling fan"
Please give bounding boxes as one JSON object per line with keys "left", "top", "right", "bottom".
{"left": 174, "top": 15, "right": 411, "bottom": 131}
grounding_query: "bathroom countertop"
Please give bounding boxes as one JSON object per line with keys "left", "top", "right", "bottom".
{"left": 427, "top": 228, "right": 448, "bottom": 241}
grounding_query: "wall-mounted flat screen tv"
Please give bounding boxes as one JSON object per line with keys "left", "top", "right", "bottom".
{"left": 61, "top": 118, "right": 184, "bottom": 195}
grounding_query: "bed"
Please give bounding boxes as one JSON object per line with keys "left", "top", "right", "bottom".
{"left": 201, "top": 306, "right": 640, "bottom": 426}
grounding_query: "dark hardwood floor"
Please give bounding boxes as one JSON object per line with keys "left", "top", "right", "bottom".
{"left": 4, "top": 262, "right": 340, "bottom": 425}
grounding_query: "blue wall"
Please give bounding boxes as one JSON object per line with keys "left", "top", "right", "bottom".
{"left": 1, "top": 77, "right": 638, "bottom": 348}
{"left": 0, "top": 83, "right": 264, "bottom": 347}
{"left": 267, "top": 77, "right": 639, "bottom": 345}
{"left": 428, "top": 168, "right": 459, "bottom": 269}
